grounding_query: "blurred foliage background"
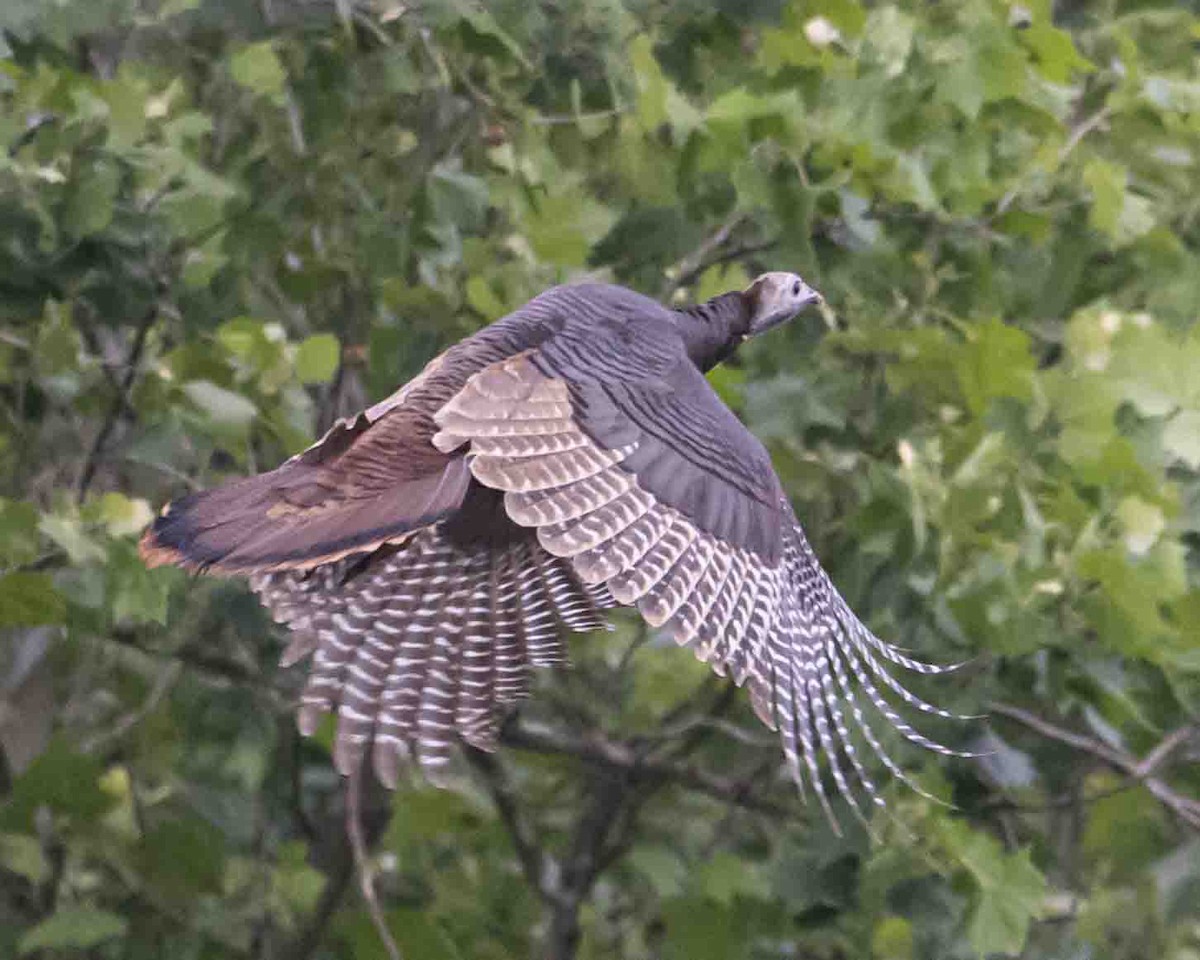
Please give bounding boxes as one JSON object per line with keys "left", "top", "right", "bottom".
{"left": 1, "top": 0, "right": 1199, "bottom": 958}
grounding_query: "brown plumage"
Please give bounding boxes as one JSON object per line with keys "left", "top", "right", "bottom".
{"left": 142, "top": 273, "right": 965, "bottom": 819}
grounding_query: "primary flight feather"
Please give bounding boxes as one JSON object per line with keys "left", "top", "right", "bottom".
{"left": 141, "top": 272, "right": 961, "bottom": 823}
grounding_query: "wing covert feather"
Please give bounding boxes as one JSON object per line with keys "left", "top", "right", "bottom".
{"left": 434, "top": 350, "right": 962, "bottom": 826}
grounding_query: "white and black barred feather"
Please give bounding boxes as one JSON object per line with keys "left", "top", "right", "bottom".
{"left": 432, "top": 352, "right": 965, "bottom": 825}
{"left": 143, "top": 278, "right": 965, "bottom": 819}
{"left": 251, "top": 511, "right": 612, "bottom": 787}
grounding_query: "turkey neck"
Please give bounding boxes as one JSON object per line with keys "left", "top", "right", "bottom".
{"left": 673, "top": 291, "right": 752, "bottom": 372}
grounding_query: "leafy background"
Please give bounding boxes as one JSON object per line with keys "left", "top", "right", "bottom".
{"left": 1, "top": 0, "right": 1199, "bottom": 958}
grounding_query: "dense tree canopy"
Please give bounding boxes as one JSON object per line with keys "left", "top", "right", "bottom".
{"left": 1, "top": 0, "right": 1199, "bottom": 958}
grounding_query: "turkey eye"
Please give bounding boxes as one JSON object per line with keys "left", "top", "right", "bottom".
{"left": 792, "top": 281, "right": 801, "bottom": 296}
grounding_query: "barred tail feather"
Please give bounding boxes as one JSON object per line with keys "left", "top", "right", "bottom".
{"left": 253, "top": 520, "right": 611, "bottom": 788}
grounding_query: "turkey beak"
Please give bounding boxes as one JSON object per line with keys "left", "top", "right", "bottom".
{"left": 799, "top": 282, "right": 823, "bottom": 309}
{"left": 751, "top": 282, "right": 823, "bottom": 336}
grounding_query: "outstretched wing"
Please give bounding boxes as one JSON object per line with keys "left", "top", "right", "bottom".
{"left": 433, "top": 349, "right": 964, "bottom": 826}
{"left": 139, "top": 321, "right": 537, "bottom": 575}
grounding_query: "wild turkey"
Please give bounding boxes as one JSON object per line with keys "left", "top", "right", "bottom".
{"left": 141, "top": 273, "right": 962, "bottom": 824}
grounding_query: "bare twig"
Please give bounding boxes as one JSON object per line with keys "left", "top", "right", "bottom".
{"left": 346, "top": 765, "right": 402, "bottom": 960}
{"left": 1136, "top": 724, "right": 1194, "bottom": 777}
{"left": 659, "top": 213, "right": 749, "bottom": 300}
{"left": 290, "top": 855, "right": 355, "bottom": 960}
{"left": 101, "top": 626, "right": 288, "bottom": 706}
{"left": 543, "top": 773, "right": 630, "bottom": 960}
{"left": 80, "top": 660, "right": 182, "bottom": 753}
{"left": 994, "top": 104, "right": 1113, "bottom": 217}
{"left": 530, "top": 107, "right": 624, "bottom": 126}
{"left": 465, "top": 747, "right": 548, "bottom": 896}
{"left": 989, "top": 703, "right": 1200, "bottom": 831}
{"left": 75, "top": 301, "right": 158, "bottom": 502}
{"left": 529, "top": 682, "right": 778, "bottom": 959}
{"left": 7, "top": 113, "right": 58, "bottom": 158}
{"left": 502, "top": 720, "right": 790, "bottom": 818}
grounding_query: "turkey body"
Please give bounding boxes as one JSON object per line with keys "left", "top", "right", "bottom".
{"left": 141, "top": 278, "right": 959, "bottom": 822}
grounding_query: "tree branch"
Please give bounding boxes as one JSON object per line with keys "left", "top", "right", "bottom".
{"left": 542, "top": 771, "right": 630, "bottom": 960}
{"left": 345, "top": 764, "right": 402, "bottom": 960}
{"left": 989, "top": 703, "right": 1200, "bottom": 831}
{"left": 500, "top": 683, "right": 786, "bottom": 960}
{"left": 501, "top": 720, "right": 790, "bottom": 818}
{"left": 658, "top": 214, "right": 778, "bottom": 300}
{"left": 75, "top": 300, "right": 159, "bottom": 503}
{"left": 464, "top": 747, "right": 549, "bottom": 897}
{"left": 289, "top": 839, "right": 355, "bottom": 960}
{"left": 101, "top": 625, "right": 290, "bottom": 709}
{"left": 993, "top": 103, "right": 1112, "bottom": 217}
{"left": 79, "top": 660, "right": 182, "bottom": 754}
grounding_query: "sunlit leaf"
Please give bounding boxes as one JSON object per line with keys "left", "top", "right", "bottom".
{"left": 295, "top": 333, "right": 340, "bottom": 384}
{"left": 941, "top": 820, "right": 1047, "bottom": 957}
{"left": 183, "top": 380, "right": 258, "bottom": 429}
{"left": 229, "top": 42, "right": 286, "bottom": 97}
{"left": 19, "top": 907, "right": 127, "bottom": 954}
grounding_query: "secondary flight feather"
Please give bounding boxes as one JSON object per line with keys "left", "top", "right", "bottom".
{"left": 141, "top": 273, "right": 963, "bottom": 824}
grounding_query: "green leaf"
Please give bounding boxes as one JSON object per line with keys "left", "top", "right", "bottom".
{"left": 1115, "top": 497, "right": 1165, "bottom": 556}
{"left": 183, "top": 380, "right": 258, "bottom": 430}
{"left": 698, "top": 852, "right": 770, "bottom": 905}
{"left": 1084, "top": 160, "right": 1155, "bottom": 246}
{"left": 1163, "top": 410, "right": 1200, "bottom": 468}
{"left": 138, "top": 815, "right": 226, "bottom": 899}
{"left": 941, "top": 820, "right": 1046, "bottom": 957}
{"left": 862, "top": 6, "right": 914, "bottom": 78}
{"left": 1115, "top": 192, "right": 1156, "bottom": 246}
{"left": 337, "top": 907, "right": 457, "bottom": 960}
{"left": 64, "top": 157, "right": 120, "bottom": 237}
{"left": 523, "top": 190, "right": 615, "bottom": 267}
{"left": 871, "top": 916, "right": 914, "bottom": 960}
{"left": 955, "top": 320, "right": 1034, "bottom": 415}
{"left": 629, "top": 846, "right": 686, "bottom": 897}
{"left": 34, "top": 301, "right": 81, "bottom": 376}
{"left": 706, "top": 363, "right": 746, "bottom": 408}
{"left": 0, "top": 833, "right": 49, "bottom": 884}
{"left": 39, "top": 513, "right": 105, "bottom": 565}
{"left": 0, "top": 573, "right": 66, "bottom": 627}
{"left": 934, "top": 43, "right": 985, "bottom": 120}
{"left": 1076, "top": 548, "right": 1174, "bottom": 657}
{"left": 1083, "top": 782, "right": 1170, "bottom": 877}
{"left": 99, "top": 75, "right": 149, "bottom": 148}
{"left": 428, "top": 163, "right": 489, "bottom": 233}
{"left": 466, "top": 275, "right": 506, "bottom": 320}
{"left": 456, "top": 7, "right": 531, "bottom": 69}
{"left": 695, "top": 263, "right": 749, "bottom": 303}
{"left": 660, "top": 898, "right": 741, "bottom": 960}
{"left": 1083, "top": 161, "right": 1123, "bottom": 239}
{"left": 1107, "top": 320, "right": 1192, "bottom": 416}
{"left": 108, "top": 540, "right": 171, "bottom": 625}
{"left": 629, "top": 34, "right": 668, "bottom": 130}
{"left": 274, "top": 841, "right": 325, "bottom": 913}
{"left": 19, "top": 907, "right": 127, "bottom": 954}
{"left": 295, "top": 333, "right": 340, "bottom": 384}
{"left": 182, "top": 235, "right": 229, "bottom": 289}
{"left": 706, "top": 87, "right": 800, "bottom": 124}
{"left": 0, "top": 499, "right": 41, "bottom": 565}
{"left": 1021, "top": 23, "right": 1094, "bottom": 83}
{"left": 229, "top": 42, "right": 286, "bottom": 97}
{"left": 218, "top": 316, "right": 285, "bottom": 372}
{"left": 0, "top": 739, "right": 111, "bottom": 831}
{"left": 93, "top": 492, "right": 153, "bottom": 537}
{"left": 974, "top": 26, "right": 1028, "bottom": 103}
